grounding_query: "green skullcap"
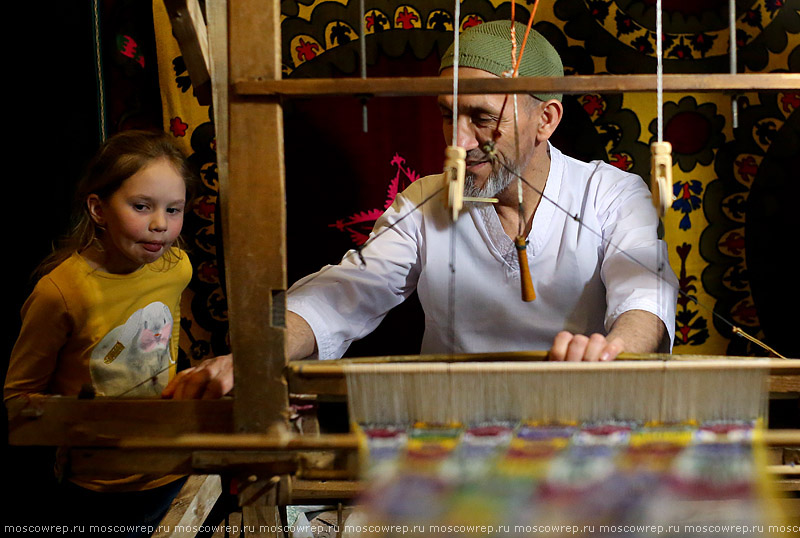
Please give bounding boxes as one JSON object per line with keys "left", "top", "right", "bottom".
{"left": 440, "top": 20, "right": 563, "bottom": 102}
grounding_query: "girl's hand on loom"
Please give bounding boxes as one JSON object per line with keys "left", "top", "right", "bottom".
{"left": 549, "top": 331, "right": 624, "bottom": 362}
{"left": 162, "top": 354, "right": 234, "bottom": 399}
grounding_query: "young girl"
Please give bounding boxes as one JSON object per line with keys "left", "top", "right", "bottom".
{"left": 5, "top": 129, "right": 196, "bottom": 531}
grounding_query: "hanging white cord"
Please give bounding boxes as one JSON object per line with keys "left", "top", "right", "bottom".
{"left": 513, "top": 93, "right": 523, "bottom": 236}
{"left": 728, "top": 0, "right": 737, "bottom": 78}
{"left": 359, "top": 0, "right": 368, "bottom": 132}
{"left": 92, "top": 0, "right": 106, "bottom": 142}
{"left": 729, "top": 0, "right": 738, "bottom": 129}
{"left": 447, "top": 1, "right": 462, "bottom": 353}
{"left": 451, "top": 2, "right": 460, "bottom": 147}
{"left": 656, "top": 0, "right": 663, "bottom": 142}
{"left": 655, "top": 0, "right": 667, "bottom": 347}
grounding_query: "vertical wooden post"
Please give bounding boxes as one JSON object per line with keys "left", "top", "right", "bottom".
{"left": 225, "top": 0, "right": 288, "bottom": 433}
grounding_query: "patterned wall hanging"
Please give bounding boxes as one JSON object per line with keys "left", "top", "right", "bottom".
{"left": 153, "top": 0, "right": 229, "bottom": 362}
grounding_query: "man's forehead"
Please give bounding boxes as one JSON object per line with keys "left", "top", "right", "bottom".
{"left": 437, "top": 91, "right": 506, "bottom": 113}
{"left": 438, "top": 67, "right": 504, "bottom": 109}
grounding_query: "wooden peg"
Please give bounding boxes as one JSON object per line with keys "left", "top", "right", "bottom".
{"left": 444, "top": 146, "right": 466, "bottom": 221}
{"left": 650, "top": 141, "right": 675, "bottom": 217}
{"left": 514, "top": 236, "right": 536, "bottom": 302}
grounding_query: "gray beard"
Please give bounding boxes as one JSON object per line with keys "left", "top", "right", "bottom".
{"left": 464, "top": 162, "right": 517, "bottom": 199}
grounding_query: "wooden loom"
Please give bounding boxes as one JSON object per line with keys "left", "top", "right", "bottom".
{"left": 7, "top": 0, "right": 800, "bottom": 534}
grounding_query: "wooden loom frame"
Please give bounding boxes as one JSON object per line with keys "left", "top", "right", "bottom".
{"left": 7, "top": 0, "right": 800, "bottom": 532}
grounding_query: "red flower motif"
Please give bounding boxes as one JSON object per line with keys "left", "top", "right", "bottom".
{"left": 581, "top": 94, "right": 605, "bottom": 116}
{"left": 197, "top": 262, "right": 219, "bottom": 284}
{"left": 735, "top": 155, "right": 759, "bottom": 184}
{"left": 170, "top": 117, "right": 188, "bottom": 137}
{"left": 780, "top": 92, "right": 800, "bottom": 113}
{"left": 609, "top": 153, "right": 632, "bottom": 171}
{"left": 120, "top": 35, "right": 138, "bottom": 59}
{"left": 296, "top": 38, "right": 320, "bottom": 62}
{"left": 119, "top": 35, "right": 145, "bottom": 67}
{"left": 719, "top": 232, "right": 745, "bottom": 256}
{"left": 395, "top": 7, "right": 418, "bottom": 29}
{"left": 329, "top": 153, "right": 420, "bottom": 246}
{"left": 462, "top": 16, "right": 482, "bottom": 29}
{"left": 731, "top": 301, "right": 758, "bottom": 325}
{"left": 195, "top": 196, "right": 216, "bottom": 219}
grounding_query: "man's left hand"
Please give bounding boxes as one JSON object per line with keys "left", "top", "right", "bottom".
{"left": 549, "top": 331, "right": 624, "bottom": 362}
{"left": 548, "top": 310, "right": 666, "bottom": 361}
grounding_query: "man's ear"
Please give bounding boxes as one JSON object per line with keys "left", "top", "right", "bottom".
{"left": 86, "top": 194, "right": 106, "bottom": 226}
{"left": 536, "top": 99, "right": 564, "bottom": 143}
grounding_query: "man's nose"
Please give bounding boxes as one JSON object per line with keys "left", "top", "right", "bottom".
{"left": 455, "top": 117, "right": 479, "bottom": 150}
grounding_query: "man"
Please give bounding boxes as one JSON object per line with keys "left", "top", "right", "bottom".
{"left": 164, "top": 21, "right": 677, "bottom": 399}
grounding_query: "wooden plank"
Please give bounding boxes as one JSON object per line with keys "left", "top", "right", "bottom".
{"left": 235, "top": 73, "right": 800, "bottom": 98}
{"left": 118, "top": 432, "right": 359, "bottom": 450}
{"left": 207, "top": 0, "right": 228, "bottom": 217}
{"left": 768, "top": 465, "right": 800, "bottom": 476}
{"left": 164, "top": 0, "right": 212, "bottom": 105}
{"left": 192, "top": 451, "right": 298, "bottom": 474}
{"left": 69, "top": 448, "right": 195, "bottom": 475}
{"left": 287, "top": 357, "right": 800, "bottom": 396}
{"left": 226, "top": 0, "right": 288, "bottom": 433}
{"left": 773, "top": 479, "right": 800, "bottom": 492}
{"left": 213, "top": 512, "right": 242, "bottom": 538}
{"left": 289, "top": 354, "right": 799, "bottom": 371}
{"left": 6, "top": 397, "right": 233, "bottom": 445}
{"left": 154, "top": 475, "right": 222, "bottom": 538}
{"left": 290, "top": 479, "right": 363, "bottom": 502}
{"left": 779, "top": 498, "right": 800, "bottom": 521}
{"left": 68, "top": 448, "right": 298, "bottom": 477}
{"left": 770, "top": 375, "right": 800, "bottom": 393}
{"left": 768, "top": 447, "right": 785, "bottom": 465}
{"left": 239, "top": 477, "right": 282, "bottom": 538}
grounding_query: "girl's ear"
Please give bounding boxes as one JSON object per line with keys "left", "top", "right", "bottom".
{"left": 86, "top": 194, "right": 105, "bottom": 226}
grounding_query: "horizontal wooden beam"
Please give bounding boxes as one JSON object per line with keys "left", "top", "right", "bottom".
{"left": 6, "top": 397, "right": 233, "bottom": 446}
{"left": 291, "top": 455, "right": 800, "bottom": 501}
{"left": 287, "top": 356, "right": 800, "bottom": 395}
{"left": 67, "top": 435, "right": 360, "bottom": 478}
{"left": 69, "top": 448, "right": 298, "bottom": 477}
{"left": 291, "top": 478, "right": 362, "bottom": 502}
{"left": 117, "top": 433, "right": 359, "bottom": 450}
{"left": 65, "top": 434, "right": 799, "bottom": 487}
{"left": 235, "top": 74, "right": 800, "bottom": 98}
{"left": 766, "top": 430, "right": 800, "bottom": 446}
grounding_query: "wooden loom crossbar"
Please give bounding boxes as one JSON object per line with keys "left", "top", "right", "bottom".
{"left": 287, "top": 355, "right": 800, "bottom": 396}
{"left": 234, "top": 73, "right": 800, "bottom": 98}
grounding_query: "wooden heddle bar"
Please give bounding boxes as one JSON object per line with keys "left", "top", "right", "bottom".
{"left": 287, "top": 355, "right": 800, "bottom": 397}
{"left": 235, "top": 73, "right": 800, "bottom": 98}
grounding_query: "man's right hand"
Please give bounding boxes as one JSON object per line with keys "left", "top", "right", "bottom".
{"left": 162, "top": 354, "right": 234, "bottom": 400}
{"left": 160, "top": 312, "right": 317, "bottom": 400}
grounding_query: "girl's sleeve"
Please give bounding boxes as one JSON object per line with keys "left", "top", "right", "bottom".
{"left": 4, "top": 278, "right": 72, "bottom": 401}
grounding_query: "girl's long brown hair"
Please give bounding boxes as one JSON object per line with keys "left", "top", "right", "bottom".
{"left": 36, "top": 130, "right": 198, "bottom": 278}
